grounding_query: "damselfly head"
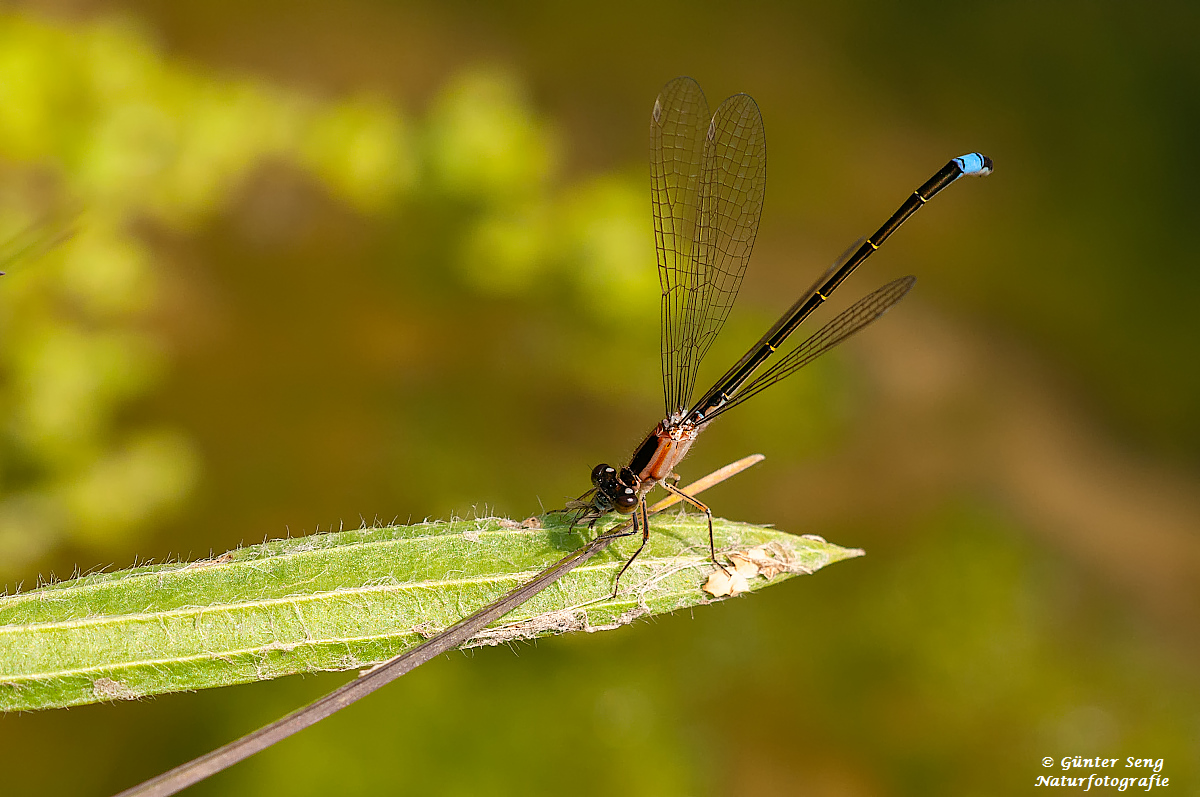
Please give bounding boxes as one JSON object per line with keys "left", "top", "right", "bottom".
{"left": 589, "top": 463, "right": 639, "bottom": 514}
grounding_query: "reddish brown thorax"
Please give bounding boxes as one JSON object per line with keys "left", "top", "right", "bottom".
{"left": 626, "top": 414, "right": 708, "bottom": 497}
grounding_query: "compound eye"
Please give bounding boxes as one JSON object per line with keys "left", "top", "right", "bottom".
{"left": 591, "top": 463, "right": 617, "bottom": 487}
{"left": 615, "top": 485, "right": 639, "bottom": 510}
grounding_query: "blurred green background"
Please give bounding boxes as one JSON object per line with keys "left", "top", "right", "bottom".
{"left": 1, "top": 2, "right": 1198, "bottom": 795}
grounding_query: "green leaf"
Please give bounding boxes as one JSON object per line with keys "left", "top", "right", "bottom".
{"left": 0, "top": 514, "right": 862, "bottom": 712}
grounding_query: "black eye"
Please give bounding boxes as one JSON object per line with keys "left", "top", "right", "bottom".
{"left": 591, "top": 463, "right": 616, "bottom": 486}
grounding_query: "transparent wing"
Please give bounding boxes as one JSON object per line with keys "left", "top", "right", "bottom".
{"left": 700, "top": 276, "right": 916, "bottom": 423}
{"left": 655, "top": 82, "right": 766, "bottom": 416}
{"left": 652, "top": 77, "right": 710, "bottom": 417}
{"left": 695, "top": 236, "right": 868, "bottom": 401}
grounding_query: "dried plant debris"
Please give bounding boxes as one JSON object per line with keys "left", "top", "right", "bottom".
{"left": 703, "top": 538, "right": 862, "bottom": 598}
{"left": 497, "top": 517, "right": 543, "bottom": 530}
{"left": 91, "top": 677, "right": 140, "bottom": 702}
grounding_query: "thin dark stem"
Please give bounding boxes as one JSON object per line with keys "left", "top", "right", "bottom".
{"left": 113, "top": 454, "right": 763, "bottom": 797}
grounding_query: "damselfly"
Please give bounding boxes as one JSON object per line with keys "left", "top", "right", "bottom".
{"left": 570, "top": 76, "right": 991, "bottom": 587}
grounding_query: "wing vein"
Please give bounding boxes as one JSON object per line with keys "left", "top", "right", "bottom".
{"left": 652, "top": 80, "right": 765, "bottom": 416}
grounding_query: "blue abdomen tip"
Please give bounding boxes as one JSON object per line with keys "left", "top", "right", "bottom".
{"left": 954, "top": 152, "right": 994, "bottom": 176}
